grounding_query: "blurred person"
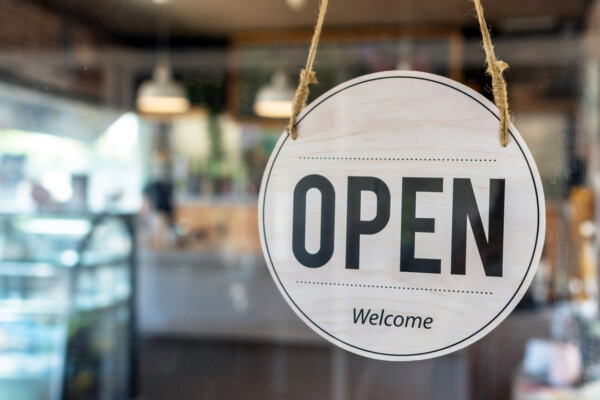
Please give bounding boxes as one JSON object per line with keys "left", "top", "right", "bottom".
{"left": 30, "top": 180, "right": 54, "bottom": 212}
{"left": 139, "top": 180, "right": 175, "bottom": 249}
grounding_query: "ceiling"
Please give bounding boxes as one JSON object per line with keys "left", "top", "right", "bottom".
{"left": 38, "top": 0, "right": 590, "bottom": 38}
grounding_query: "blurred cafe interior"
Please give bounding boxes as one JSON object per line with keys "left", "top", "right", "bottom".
{"left": 2, "top": 0, "right": 600, "bottom": 399}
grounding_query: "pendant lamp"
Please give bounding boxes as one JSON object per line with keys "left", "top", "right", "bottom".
{"left": 137, "top": 59, "right": 190, "bottom": 114}
{"left": 254, "top": 70, "right": 295, "bottom": 118}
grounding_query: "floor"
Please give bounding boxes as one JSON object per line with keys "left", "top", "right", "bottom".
{"left": 138, "top": 337, "right": 469, "bottom": 400}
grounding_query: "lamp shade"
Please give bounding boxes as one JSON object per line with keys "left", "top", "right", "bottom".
{"left": 137, "top": 60, "right": 190, "bottom": 114}
{"left": 254, "top": 71, "right": 295, "bottom": 118}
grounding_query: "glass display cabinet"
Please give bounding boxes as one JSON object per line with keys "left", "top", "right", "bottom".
{"left": 0, "top": 213, "right": 136, "bottom": 400}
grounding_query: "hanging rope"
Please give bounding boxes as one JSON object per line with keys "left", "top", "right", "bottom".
{"left": 473, "top": 0, "right": 511, "bottom": 147}
{"left": 288, "top": 0, "right": 510, "bottom": 146}
{"left": 288, "top": 0, "right": 329, "bottom": 140}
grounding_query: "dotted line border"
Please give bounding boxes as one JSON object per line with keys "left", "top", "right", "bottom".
{"left": 299, "top": 156, "right": 496, "bottom": 162}
{"left": 296, "top": 280, "right": 493, "bottom": 295}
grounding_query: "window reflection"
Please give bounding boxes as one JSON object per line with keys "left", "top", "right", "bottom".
{"left": 0, "top": 0, "right": 598, "bottom": 399}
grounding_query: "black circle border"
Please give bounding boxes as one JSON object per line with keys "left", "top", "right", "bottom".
{"left": 261, "top": 74, "right": 542, "bottom": 358}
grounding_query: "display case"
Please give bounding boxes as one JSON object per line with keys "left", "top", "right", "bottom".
{"left": 0, "top": 213, "right": 136, "bottom": 400}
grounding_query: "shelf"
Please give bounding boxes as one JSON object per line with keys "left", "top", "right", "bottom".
{"left": 75, "top": 296, "right": 129, "bottom": 313}
{"left": 0, "top": 294, "right": 130, "bottom": 316}
{"left": 0, "top": 262, "right": 63, "bottom": 278}
{"left": 0, "top": 257, "right": 130, "bottom": 277}
{"left": 0, "top": 353, "right": 63, "bottom": 380}
{"left": 0, "top": 300, "right": 67, "bottom": 316}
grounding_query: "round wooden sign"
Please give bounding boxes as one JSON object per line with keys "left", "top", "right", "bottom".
{"left": 259, "top": 71, "right": 545, "bottom": 361}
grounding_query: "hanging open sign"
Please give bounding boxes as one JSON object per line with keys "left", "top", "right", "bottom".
{"left": 259, "top": 71, "right": 545, "bottom": 361}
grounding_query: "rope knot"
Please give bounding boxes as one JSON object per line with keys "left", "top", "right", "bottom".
{"left": 288, "top": 68, "right": 318, "bottom": 140}
{"left": 487, "top": 60, "right": 508, "bottom": 76}
{"left": 300, "top": 68, "right": 318, "bottom": 85}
